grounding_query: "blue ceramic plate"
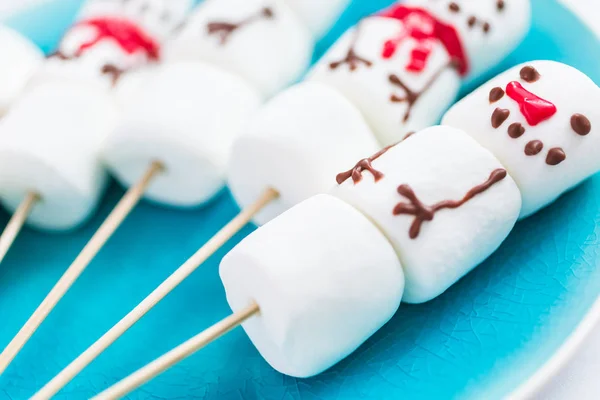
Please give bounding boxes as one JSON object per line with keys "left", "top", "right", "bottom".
{"left": 1, "top": 1, "right": 599, "bottom": 399}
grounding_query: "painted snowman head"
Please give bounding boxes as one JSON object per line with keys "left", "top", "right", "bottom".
{"left": 443, "top": 60, "right": 600, "bottom": 217}
{"left": 406, "top": 0, "right": 531, "bottom": 80}
{"left": 79, "top": 0, "right": 193, "bottom": 41}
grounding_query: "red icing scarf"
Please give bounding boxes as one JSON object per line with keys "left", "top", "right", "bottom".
{"left": 73, "top": 17, "right": 160, "bottom": 60}
{"left": 379, "top": 5, "right": 469, "bottom": 76}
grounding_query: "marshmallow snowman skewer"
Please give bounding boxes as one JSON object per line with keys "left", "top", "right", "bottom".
{"left": 36, "top": 2, "right": 531, "bottom": 396}
{"left": 30, "top": 0, "right": 352, "bottom": 397}
{"left": 0, "top": 0, "right": 194, "bottom": 375}
{"left": 93, "top": 60, "right": 600, "bottom": 394}
{"left": 39, "top": 1, "right": 532, "bottom": 396}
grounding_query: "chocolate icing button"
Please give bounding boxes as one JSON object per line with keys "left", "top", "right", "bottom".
{"left": 524, "top": 140, "right": 543, "bottom": 156}
{"left": 571, "top": 113, "right": 591, "bottom": 136}
{"left": 508, "top": 122, "right": 525, "bottom": 138}
{"left": 491, "top": 108, "right": 510, "bottom": 128}
{"left": 546, "top": 147, "right": 566, "bottom": 165}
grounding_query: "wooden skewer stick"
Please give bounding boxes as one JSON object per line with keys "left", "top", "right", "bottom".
{"left": 0, "top": 161, "right": 164, "bottom": 375}
{"left": 92, "top": 302, "right": 260, "bottom": 400}
{"left": 0, "top": 191, "right": 41, "bottom": 263}
{"left": 31, "top": 187, "right": 279, "bottom": 399}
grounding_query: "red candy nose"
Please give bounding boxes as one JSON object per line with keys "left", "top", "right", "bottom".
{"left": 506, "top": 81, "right": 557, "bottom": 126}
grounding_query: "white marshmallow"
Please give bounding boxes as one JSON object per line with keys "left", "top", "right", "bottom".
{"left": 309, "top": 16, "right": 461, "bottom": 146}
{"left": 0, "top": 82, "right": 117, "bottom": 230}
{"left": 103, "top": 62, "right": 262, "bottom": 207}
{"left": 228, "top": 82, "right": 380, "bottom": 226}
{"left": 0, "top": 26, "right": 43, "bottom": 116}
{"left": 405, "top": 0, "right": 532, "bottom": 81}
{"left": 220, "top": 194, "right": 404, "bottom": 378}
{"left": 331, "top": 126, "right": 521, "bottom": 303}
{"left": 283, "top": 0, "right": 350, "bottom": 38}
{"left": 34, "top": 0, "right": 192, "bottom": 89}
{"left": 443, "top": 61, "right": 600, "bottom": 218}
{"left": 165, "top": 0, "right": 313, "bottom": 97}
{"left": 78, "top": 0, "right": 194, "bottom": 42}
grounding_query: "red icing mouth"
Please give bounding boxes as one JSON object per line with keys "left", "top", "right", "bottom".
{"left": 379, "top": 5, "right": 469, "bottom": 76}
{"left": 74, "top": 17, "right": 160, "bottom": 60}
{"left": 506, "top": 81, "right": 557, "bottom": 126}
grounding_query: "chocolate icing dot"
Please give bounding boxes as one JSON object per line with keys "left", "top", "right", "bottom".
{"left": 525, "top": 140, "right": 543, "bottom": 156}
{"left": 448, "top": 2, "right": 460, "bottom": 12}
{"left": 482, "top": 22, "right": 491, "bottom": 33}
{"left": 508, "top": 122, "right": 525, "bottom": 138}
{"left": 491, "top": 108, "right": 510, "bottom": 128}
{"left": 489, "top": 87, "right": 505, "bottom": 103}
{"left": 497, "top": 0, "right": 505, "bottom": 11}
{"left": 468, "top": 16, "right": 477, "bottom": 28}
{"left": 570, "top": 113, "right": 591, "bottom": 136}
{"left": 546, "top": 148, "right": 566, "bottom": 165}
{"left": 520, "top": 66, "right": 541, "bottom": 83}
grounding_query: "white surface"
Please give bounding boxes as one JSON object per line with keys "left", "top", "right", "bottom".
{"left": 220, "top": 194, "right": 404, "bottom": 378}
{"left": 0, "top": 25, "right": 43, "bottom": 116}
{"left": 228, "top": 82, "right": 379, "bottom": 226}
{"left": 331, "top": 126, "right": 521, "bottom": 303}
{"left": 310, "top": 16, "right": 460, "bottom": 146}
{"left": 103, "top": 62, "right": 262, "bottom": 207}
{"left": 443, "top": 61, "right": 600, "bottom": 218}
{"left": 0, "top": 81, "right": 116, "bottom": 230}
{"left": 165, "top": 0, "right": 313, "bottom": 98}
{"left": 528, "top": 5, "right": 600, "bottom": 397}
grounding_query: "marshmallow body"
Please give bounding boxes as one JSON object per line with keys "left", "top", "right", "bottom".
{"left": 0, "top": 26, "right": 43, "bottom": 116}
{"left": 166, "top": 0, "right": 313, "bottom": 97}
{"left": 220, "top": 194, "right": 404, "bottom": 377}
{"left": 309, "top": 16, "right": 460, "bottom": 146}
{"left": 284, "top": 0, "right": 350, "bottom": 38}
{"left": 228, "top": 82, "right": 380, "bottom": 225}
{"left": 103, "top": 62, "right": 262, "bottom": 207}
{"left": 406, "top": 0, "right": 531, "bottom": 80}
{"left": 331, "top": 127, "right": 521, "bottom": 303}
{"left": 36, "top": 0, "right": 193, "bottom": 89}
{"left": 443, "top": 61, "right": 600, "bottom": 218}
{"left": 0, "top": 82, "right": 117, "bottom": 230}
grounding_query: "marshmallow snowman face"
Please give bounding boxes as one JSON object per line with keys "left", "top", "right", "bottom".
{"left": 37, "top": 0, "right": 192, "bottom": 89}
{"left": 443, "top": 61, "right": 600, "bottom": 217}
{"left": 165, "top": 0, "right": 313, "bottom": 97}
{"left": 409, "top": 0, "right": 531, "bottom": 79}
{"left": 309, "top": 16, "right": 461, "bottom": 146}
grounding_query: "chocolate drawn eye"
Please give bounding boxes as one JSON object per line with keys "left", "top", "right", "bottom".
{"left": 482, "top": 21, "right": 490, "bottom": 33}
{"left": 520, "top": 66, "right": 541, "bottom": 83}
{"left": 497, "top": 0, "right": 505, "bottom": 11}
